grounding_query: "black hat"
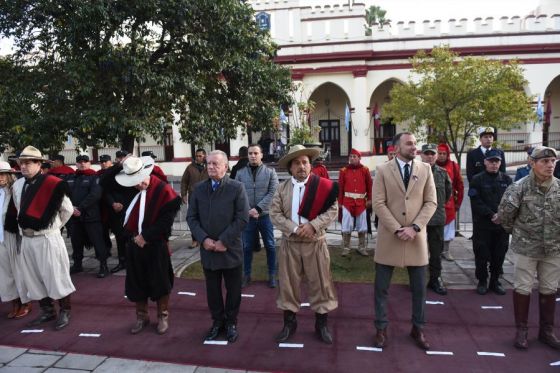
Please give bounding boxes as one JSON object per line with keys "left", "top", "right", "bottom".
{"left": 141, "top": 150, "right": 157, "bottom": 159}
{"left": 76, "top": 154, "right": 90, "bottom": 163}
{"left": 52, "top": 154, "right": 65, "bottom": 162}
{"left": 99, "top": 154, "right": 111, "bottom": 162}
{"left": 484, "top": 149, "right": 502, "bottom": 161}
{"left": 116, "top": 150, "right": 129, "bottom": 158}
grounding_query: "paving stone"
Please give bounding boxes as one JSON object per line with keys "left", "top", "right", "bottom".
{"left": 28, "top": 350, "right": 65, "bottom": 356}
{"left": 45, "top": 368, "right": 91, "bottom": 373}
{"left": 195, "top": 368, "right": 246, "bottom": 373}
{"left": 8, "top": 353, "right": 61, "bottom": 368}
{"left": 93, "top": 358, "right": 195, "bottom": 373}
{"left": 0, "top": 367, "right": 45, "bottom": 373}
{"left": 55, "top": 353, "right": 107, "bottom": 371}
{"left": 0, "top": 346, "right": 27, "bottom": 364}
{"left": 444, "top": 273, "right": 474, "bottom": 285}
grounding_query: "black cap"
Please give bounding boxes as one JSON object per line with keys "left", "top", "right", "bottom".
{"left": 141, "top": 150, "right": 156, "bottom": 159}
{"left": 41, "top": 162, "right": 51, "bottom": 169}
{"left": 99, "top": 154, "right": 111, "bottom": 162}
{"left": 115, "top": 150, "right": 129, "bottom": 158}
{"left": 484, "top": 149, "right": 502, "bottom": 161}
{"left": 76, "top": 154, "right": 90, "bottom": 163}
{"left": 52, "top": 154, "right": 65, "bottom": 162}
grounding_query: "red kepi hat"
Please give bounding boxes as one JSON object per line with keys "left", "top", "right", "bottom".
{"left": 350, "top": 148, "right": 361, "bottom": 158}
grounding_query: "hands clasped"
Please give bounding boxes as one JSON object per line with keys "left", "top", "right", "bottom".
{"left": 396, "top": 226, "right": 417, "bottom": 241}
{"left": 203, "top": 238, "right": 227, "bottom": 252}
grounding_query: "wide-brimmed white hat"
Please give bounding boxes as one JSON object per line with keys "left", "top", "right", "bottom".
{"left": 0, "top": 161, "right": 16, "bottom": 173}
{"left": 17, "top": 146, "right": 47, "bottom": 161}
{"left": 115, "top": 156, "right": 154, "bottom": 187}
{"left": 278, "top": 144, "right": 321, "bottom": 168}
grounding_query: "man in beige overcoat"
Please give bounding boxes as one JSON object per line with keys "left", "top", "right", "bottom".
{"left": 372, "top": 132, "right": 437, "bottom": 350}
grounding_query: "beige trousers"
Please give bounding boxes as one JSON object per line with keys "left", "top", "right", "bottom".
{"left": 514, "top": 253, "right": 560, "bottom": 295}
{"left": 276, "top": 237, "right": 338, "bottom": 314}
{"left": 0, "top": 232, "right": 29, "bottom": 303}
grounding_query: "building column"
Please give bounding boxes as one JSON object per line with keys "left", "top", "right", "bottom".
{"left": 229, "top": 127, "right": 248, "bottom": 158}
{"left": 172, "top": 124, "right": 191, "bottom": 161}
{"left": 351, "top": 69, "right": 370, "bottom": 154}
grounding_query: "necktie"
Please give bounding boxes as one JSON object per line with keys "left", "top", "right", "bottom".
{"left": 403, "top": 164, "right": 410, "bottom": 190}
{"left": 212, "top": 181, "right": 219, "bottom": 191}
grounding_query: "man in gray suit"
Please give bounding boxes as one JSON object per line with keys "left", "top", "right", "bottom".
{"left": 187, "top": 150, "right": 249, "bottom": 343}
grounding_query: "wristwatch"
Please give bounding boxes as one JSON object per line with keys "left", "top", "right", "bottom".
{"left": 412, "top": 224, "right": 421, "bottom": 233}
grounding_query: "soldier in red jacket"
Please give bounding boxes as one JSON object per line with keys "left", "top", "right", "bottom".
{"left": 338, "top": 149, "right": 372, "bottom": 256}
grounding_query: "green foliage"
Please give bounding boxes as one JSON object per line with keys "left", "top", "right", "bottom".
{"left": 0, "top": 0, "right": 292, "bottom": 153}
{"left": 288, "top": 99, "right": 319, "bottom": 146}
{"left": 383, "top": 46, "right": 535, "bottom": 164}
{"left": 365, "top": 5, "right": 387, "bottom": 36}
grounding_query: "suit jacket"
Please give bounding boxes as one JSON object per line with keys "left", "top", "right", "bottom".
{"left": 186, "top": 176, "right": 249, "bottom": 270}
{"left": 466, "top": 146, "right": 506, "bottom": 182}
{"left": 372, "top": 158, "right": 437, "bottom": 267}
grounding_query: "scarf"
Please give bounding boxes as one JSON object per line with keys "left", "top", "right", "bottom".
{"left": 18, "top": 174, "right": 68, "bottom": 231}
{"left": 298, "top": 173, "right": 338, "bottom": 221}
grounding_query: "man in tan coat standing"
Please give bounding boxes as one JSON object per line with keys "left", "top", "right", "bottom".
{"left": 270, "top": 145, "right": 339, "bottom": 345}
{"left": 372, "top": 132, "right": 437, "bottom": 350}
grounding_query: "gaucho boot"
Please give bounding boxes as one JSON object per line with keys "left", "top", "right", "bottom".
{"left": 357, "top": 232, "right": 369, "bottom": 256}
{"left": 156, "top": 295, "right": 169, "bottom": 335}
{"left": 341, "top": 233, "right": 351, "bottom": 257}
{"left": 28, "top": 297, "right": 56, "bottom": 326}
{"left": 131, "top": 301, "right": 150, "bottom": 334}
{"left": 538, "top": 293, "right": 560, "bottom": 350}
{"left": 7, "top": 299, "right": 21, "bottom": 319}
{"left": 55, "top": 295, "right": 71, "bottom": 330}
{"left": 315, "top": 313, "right": 333, "bottom": 344}
{"left": 276, "top": 310, "right": 297, "bottom": 343}
{"left": 513, "top": 291, "right": 530, "bottom": 349}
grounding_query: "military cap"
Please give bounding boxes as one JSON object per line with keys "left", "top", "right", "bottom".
{"left": 478, "top": 127, "right": 495, "bottom": 137}
{"left": 99, "top": 154, "right": 111, "bottom": 162}
{"left": 530, "top": 146, "right": 557, "bottom": 160}
{"left": 52, "top": 154, "right": 65, "bottom": 162}
{"left": 76, "top": 154, "right": 90, "bottom": 163}
{"left": 421, "top": 143, "right": 437, "bottom": 154}
{"left": 141, "top": 150, "right": 157, "bottom": 159}
{"left": 115, "top": 150, "right": 129, "bottom": 158}
{"left": 484, "top": 149, "right": 502, "bottom": 160}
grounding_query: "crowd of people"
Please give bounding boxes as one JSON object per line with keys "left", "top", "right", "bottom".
{"left": 0, "top": 130, "right": 558, "bottom": 354}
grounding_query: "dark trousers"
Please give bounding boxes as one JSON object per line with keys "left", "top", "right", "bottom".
{"left": 203, "top": 265, "right": 242, "bottom": 326}
{"left": 427, "top": 225, "right": 444, "bottom": 279}
{"left": 108, "top": 211, "right": 127, "bottom": 263}
{"left": 71, "top": 220, "right": 108, "bottom": 263}
{"left": 374, "top": 263, "right": 426, "bottom": 330}
{"left": 472, "top": 227, "right": 509, "bottom": 282}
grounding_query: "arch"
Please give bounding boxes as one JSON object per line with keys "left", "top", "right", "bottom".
{"left": 542, "top": 74, "right": 560, "bottom": 147}
{"left": 368, "top": 78, "right": 403, "bottom": 155}
{"left": 308, "top": 82, "right": 352, "bottom": 158}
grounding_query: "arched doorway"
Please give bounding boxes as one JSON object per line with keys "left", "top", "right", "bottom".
{"left": 309, "top": 82, "right": 352, "bottom": 158}
{"left": 369, "top": 79, "right": 400, "bottom": 154}
{"left": 543, "top": 75, "right": 560, "bottom": 148}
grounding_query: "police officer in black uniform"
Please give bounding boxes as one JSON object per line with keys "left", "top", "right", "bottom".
{"left": 68, "top": 155, "right": 109, "bottom": 278}
{"left": 468, "top": 149, "right": 512, "bottom": 295}
{"left": 99, "top": 150, "right": 137, "bottom": 273}
{"left": 466, "top": 127, "right": 506, "bottom": 182}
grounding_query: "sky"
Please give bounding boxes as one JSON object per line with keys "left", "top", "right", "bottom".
{"left": 304, "top": 0, "right": 541, "bottom": 23}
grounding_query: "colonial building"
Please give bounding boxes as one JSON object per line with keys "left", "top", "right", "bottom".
{"left": 59, "top": 0, "right": 560, "bottom": 174}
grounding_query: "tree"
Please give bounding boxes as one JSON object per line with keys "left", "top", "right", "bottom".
{"left": 364, "top": 5, "right": 387, "bottom": 36}
{"left": 0, "top": 0, "right": 292, "bottom": 154}
{"left": 383, "top": 46, "right": 535, "bottom": 165}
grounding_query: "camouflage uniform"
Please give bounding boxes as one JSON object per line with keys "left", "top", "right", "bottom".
{"left": 497, "top": 146, "right": 560, "bottom": 351}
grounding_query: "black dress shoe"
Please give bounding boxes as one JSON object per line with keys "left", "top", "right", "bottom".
{"left": 97, "top": 263, "right": 109, "bottom": 278}
{"left": 55, "top": 310, "right": 71, "bottom": 331}
{"left": 241, "top": 275, "right": 251, "bottom": 289}
{"left": 489, "top": 281, "right": 506, "bottom": 295}
{"left": 205, "top": 323, "right": 223, "bottom": 341}
{"left": 110, "top": 262, "right": 126, "bottom": 273}
{"left": 28, "top": 311, "right": 56, "bottom": 326}
{"left": 427, "top": 277, "right": 448, "bottom": 295}
{"left": 70, "top": 264, "right": 83, "bottom": 275}
{"left": 226, "top": 324, "right": 239, "bottom": 343}
{"left": 477, "top": 280, "right": 488, "bottom": 295}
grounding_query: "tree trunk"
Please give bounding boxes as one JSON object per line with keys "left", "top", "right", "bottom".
{"left": 121, "top": 134, "right": 135, "bottom": 154}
